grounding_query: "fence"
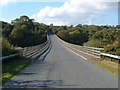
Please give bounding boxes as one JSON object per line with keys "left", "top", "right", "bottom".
{"left": 2, "top": 35, "right": 51, "bottom": 60}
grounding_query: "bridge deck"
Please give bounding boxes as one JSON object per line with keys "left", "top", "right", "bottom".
{"left": 3, "top": 35, "right": 118, "bottom": 88}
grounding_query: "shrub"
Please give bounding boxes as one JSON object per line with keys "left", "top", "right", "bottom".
{"left": 104, "top": 41, "right": 120, "bottom": 56}
{"left": 2, "top": 37, "right": 18, "bottom": 56}
{"left": 83, "top": 39, "right": 102, "bottom": 48}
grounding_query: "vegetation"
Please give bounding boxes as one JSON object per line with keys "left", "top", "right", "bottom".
{"left": 84, "top": 29, "right": 120, "bottom": 55}
{"left": 2, "top": 15, "right": 119, "bottom": 56}
{"left": 1, "top": 15, "right": 48, "bottom": 56}
{"left": 1, "top": 16, "right": 119, "bottom": 56}
{"left": 2, "top": 57, "right": 31, "bottom": 84}
{"left": 2, "top": 37, "right": 18, "bottom": 56}
{"left": 1, "top": 15, "right": 47, "bottom": 48}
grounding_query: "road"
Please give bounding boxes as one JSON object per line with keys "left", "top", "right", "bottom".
{"left": 3, "top": 34, "right": 118, "bottom": 88}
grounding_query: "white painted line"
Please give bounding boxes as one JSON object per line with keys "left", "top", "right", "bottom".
{"left": 64, "top": 45, "right": 88, "bottom": 60}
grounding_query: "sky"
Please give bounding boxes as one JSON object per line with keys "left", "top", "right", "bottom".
{"left": 0, "top": 0, "right": 119, "bottom": 26}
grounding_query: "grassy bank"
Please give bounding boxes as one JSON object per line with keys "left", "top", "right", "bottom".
{"left": 88, "top": 58, "right": 119, "bottom": 77}
{"left": 2, "top": 57, "right": 32, "bottom": 84}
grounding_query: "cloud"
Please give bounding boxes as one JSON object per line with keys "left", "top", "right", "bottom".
{"left": 32, "top": 0, "right": 118, "bottom": 26}
{"left": 0, "top": 18, "right": 13, "bottom": 23}
{"left": 0, "top": 0, "right": 17, "bottom": 6}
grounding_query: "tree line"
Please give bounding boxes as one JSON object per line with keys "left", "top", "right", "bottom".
{"left": 1, "top": 15, "right": 120, "bottom": 56}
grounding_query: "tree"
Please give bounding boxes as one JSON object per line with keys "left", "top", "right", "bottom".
{"left": 9, "top": 16, "right": 47, "bottom": 47}
{"left": 2, "top": 22, "right": 13, "bottom": 37}
{"left": 2, "top": 37, "right": 18, "bottom": 56}
{"left": 20, "top": 15, "right": 29, "bottom": 21}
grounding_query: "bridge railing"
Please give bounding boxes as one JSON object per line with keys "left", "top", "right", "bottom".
{"left": 56, "top": 35, "right": 120, "bottom": 60}
{"left": 21, "top": 36, "right": 49, "bottom": 57}
{"left": 56, "top": 35, "right": 103, "bottom": 58}
{"left": 2, "top": 35, "right": 50, "bottom": 60}
{"left": 70, "top": 44, "right": 104, "bottom": 57}
{"left": 69, "top": 43, "right": 102, "bottom": 58}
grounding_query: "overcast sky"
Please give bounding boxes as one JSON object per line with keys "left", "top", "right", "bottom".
{"left": 0, "top": 0, "right": 119, "bottom": 26}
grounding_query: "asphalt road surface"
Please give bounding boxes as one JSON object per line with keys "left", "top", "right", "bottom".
{"left": 3, "top": 34, "right": 118, "bottom": 88}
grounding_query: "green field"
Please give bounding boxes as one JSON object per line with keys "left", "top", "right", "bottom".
{"left": 2, "top": 57, "right": 32, "bottom": 84}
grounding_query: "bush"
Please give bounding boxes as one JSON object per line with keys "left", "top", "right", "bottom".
{"left": 84, "top": 39, "right": 102, "bottom": 48}
{"left": 2, "top": 37, "right": 18, "bottom": 56}
{"left": 116, "top": 48, "right": 120, "bottom": 56}
{"left": 104, "top": 41, "right": 120, "bottom": 56}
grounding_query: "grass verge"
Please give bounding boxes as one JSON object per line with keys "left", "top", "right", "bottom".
{"left": 2, "top": 57, "right": 32, "bottom": 84}
{"left": 88, "top": 58, "right": 119, "bottom": 77}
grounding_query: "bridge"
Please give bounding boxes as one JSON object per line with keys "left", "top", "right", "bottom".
{"left": 3, "top": 34, "right": 118, "bottom": 88}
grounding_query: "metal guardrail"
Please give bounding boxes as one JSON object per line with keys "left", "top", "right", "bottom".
{"left": 101, "top": 53, "right": 120, "bottom": 60}
{"left": 1, "top": 35, "right": 50, "bottom": 60}
{"left": 2, "top": 54, "right": 19, "bottom": 60}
